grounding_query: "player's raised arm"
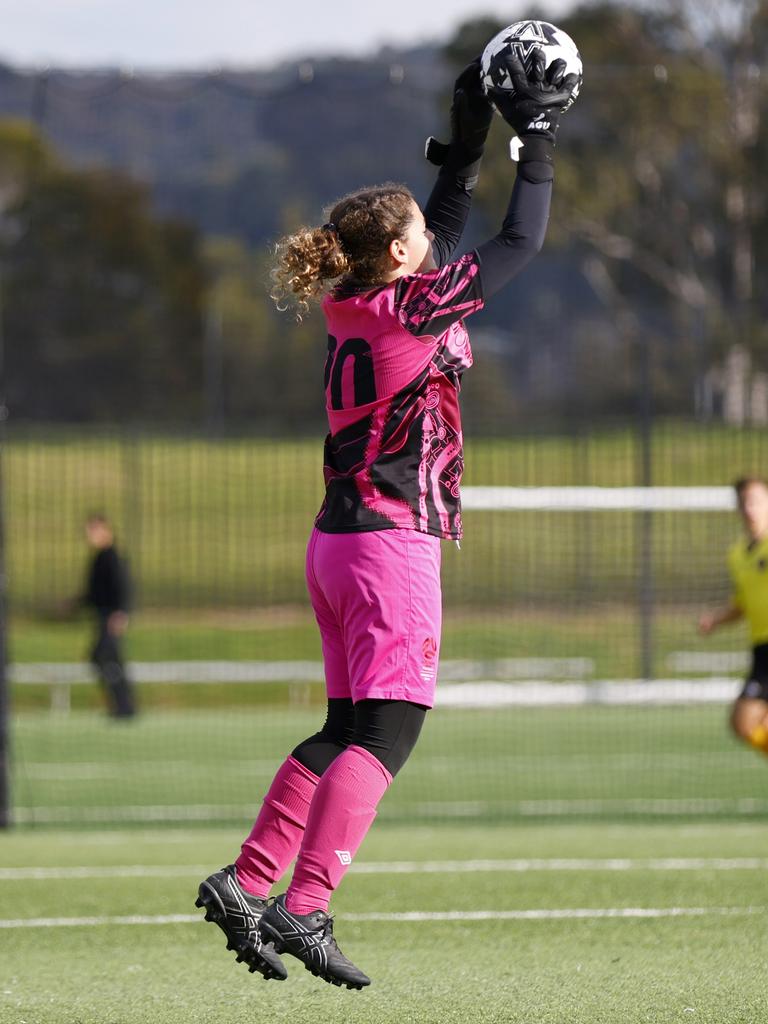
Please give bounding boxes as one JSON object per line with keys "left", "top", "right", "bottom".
{"left": 698, "top": 603, "right": 743, "bottom": 636}
{"left": 394, "top": 50, "right": 578, "bottom": 343}
{"left": 422, "top": 58, "right": 493, "bottom": 266}
{"left": 475, "top": 48, "right": 578, "bottom": 299}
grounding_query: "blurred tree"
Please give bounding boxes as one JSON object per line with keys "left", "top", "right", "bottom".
{"left": 204, "top": 236, "right": 327, "bottom": 430}
{"left": 0, "top": 119, "right": 52, "bottom": 198}
{"left": 1, "top": 123, "right": 207, "bottom": 422}
{"left": 445, "top": 1, "right": 768, "bottom": 416}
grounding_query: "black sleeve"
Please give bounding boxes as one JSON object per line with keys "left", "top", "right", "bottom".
{"left": 474, "top": 160, "right": 553, "bottom": 300}
{"left": 110, "top": 551, "right": 131, "bottom": 613}
{"left": 82, "top": 560, "right": 96, "bottom": 609}
{"left": 94, "top": 548, "right": 131, "bottom": 613}
{"left": 422, "top": 152, "right": 480, "bottom": 268}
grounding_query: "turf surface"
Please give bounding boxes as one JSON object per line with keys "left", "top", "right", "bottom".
{"left": 11, "top": 706, "right": 768, "bottom": 825}
{"left": 1, "top": 823, "right": 767, "bottom": 1023}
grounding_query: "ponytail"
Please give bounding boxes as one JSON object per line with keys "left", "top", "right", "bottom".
{"left": 271, "top": 223, "right": 350, "bottom": 319}
{"left": 271, "top": 183, "right": 415, "bottom": 319}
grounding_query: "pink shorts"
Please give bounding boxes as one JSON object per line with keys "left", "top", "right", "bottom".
{"left": 305, "top": 527, "right": 442, "bottom": 707}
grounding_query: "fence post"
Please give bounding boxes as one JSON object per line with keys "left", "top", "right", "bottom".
{"left": 0, "top": 312, "right": 8, "bottom": 828}
{"left": 0, "top": 481, "right": 7, "bottom": 827}
{"left": 637, "top": 334, "right": 654, "bottom": 681}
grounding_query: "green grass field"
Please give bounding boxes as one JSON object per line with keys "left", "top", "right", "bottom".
{"left": 5, "top": 425, "right": 768, "bottom": 1020}
{"left": 12, "top": 705, "right": 768, "bottom": 826}
{"left": 2, "top": 821, "right": 767, "bottom": 1023}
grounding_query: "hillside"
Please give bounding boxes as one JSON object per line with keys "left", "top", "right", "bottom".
{"left": 0, "top": 48, "right": 447, "bottom": 244}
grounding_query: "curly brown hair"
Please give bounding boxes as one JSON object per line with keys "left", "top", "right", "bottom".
{"left": 271, "top": 183, "right": 416, "bottom": 318}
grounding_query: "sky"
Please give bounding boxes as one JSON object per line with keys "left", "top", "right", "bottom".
{"left": 0, "top": 1, "right": 577, "bottom": 70}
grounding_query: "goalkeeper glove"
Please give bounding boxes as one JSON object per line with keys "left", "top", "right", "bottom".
{"left": 426, "top": 57, "right": 494, "bottom": 168}
{"left": 489, "top": 47, "right": 579, "bottom": 151}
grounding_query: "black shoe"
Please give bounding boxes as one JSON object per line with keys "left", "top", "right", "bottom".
{"left": 195, "top": 865, "right": 287, "bottom": 981}
{"left": 258, "top": 893, "right": 370, "bottom": 990}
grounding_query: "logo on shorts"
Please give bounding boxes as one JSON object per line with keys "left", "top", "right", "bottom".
{"left": 335, "top": 850, "right": 352, "bottom": 866}
{"left": 420, "top": 637, "right": 438, "bottom": 682}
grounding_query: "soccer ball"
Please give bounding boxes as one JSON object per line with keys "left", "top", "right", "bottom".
{"left": 481, "top": 20, "right": 583, "bottom": 112}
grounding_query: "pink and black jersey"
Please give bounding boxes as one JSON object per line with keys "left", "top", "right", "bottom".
{"left": 315, "top": 252, "right": 484, "bottom": 541}
{"left": 314, "top": 142, "right": 554, "bottom": 542}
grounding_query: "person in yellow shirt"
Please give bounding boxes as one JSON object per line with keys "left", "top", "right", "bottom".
{"left": 699, "top": 477, "right": 768, "bottom": 755}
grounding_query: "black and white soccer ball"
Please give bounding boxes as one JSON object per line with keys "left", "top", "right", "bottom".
{"left": 481, "top": 20, "right": 583, "bottom": 113}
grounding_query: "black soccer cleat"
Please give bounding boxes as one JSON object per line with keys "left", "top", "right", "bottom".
{"left": 258, "top": 893, "right": 370, "bottom": 990}
{"left": 195, "top": 865, "right": 287, "bottom": 981}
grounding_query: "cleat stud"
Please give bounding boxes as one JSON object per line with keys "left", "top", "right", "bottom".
{"left": 194, "top": 897, "right": 204, "bottom": 909}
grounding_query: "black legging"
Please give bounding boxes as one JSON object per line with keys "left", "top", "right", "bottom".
{"left": 91, "top": 615, "right": 136, "bottom": 718}
{"left": 292, "top": 698, "right": 428, "bottom": 778}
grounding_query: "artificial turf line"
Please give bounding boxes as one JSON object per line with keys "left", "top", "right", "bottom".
{"left": 15, "top": 797, "right": 768, "bottom": 824}
{"left": 0, "top": 906, "right": 764, "bottom": 928}
{"left": 3, "top": 857, "right": 768, "bottom": 881}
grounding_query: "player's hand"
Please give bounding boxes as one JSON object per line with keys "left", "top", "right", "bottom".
{"left": 107, "top": 611, "right": 129, "bottom": 637}
{"left": 450, "top": 58, "right": 494, "bottom": 155}
{"left": 426, "top": 57, "right": 493, "bottom": 167}
{"left": 698, "top": 613, "right": 717, "bottom": 636}
{"left": 490, "top": 48, "right": 579, "bottom": 144}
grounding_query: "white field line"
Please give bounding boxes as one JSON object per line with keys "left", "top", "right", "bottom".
{"left": 0, "top": 906, "right": 762, "bottom": 929}
{"left": 21, "top": 760, "right": 281, "bottom": 780}
{"left": 2, "top": 858, "right": 768, "bottom": 882}
{"left": 13, "top": 796, "right": 768, "bottom": 824}
{"left": 20, "top": 750, "right": 749, "bottom": 782}
{"left": 410, "top": 798, "right": 768, "bottom": 818}
{"left": 345, "top": 907, "right": 764, "bottom": 922}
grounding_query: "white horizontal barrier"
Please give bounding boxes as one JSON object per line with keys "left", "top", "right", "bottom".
{"left": 10, "top": 657, "right": 594, "bottom": 686}
{"left": 10, "top": 657, "right": 596, "bottom": 712}
{"left": 461, "top": 486, "right": 735, "bottom": 512}
{"left": 667, "top": 651, "right": 748, "bottom": 673}
{"left": 436, "top": 679, "right": 740, "bottom": 708}
{"left": 10, "top": 663, "right": 741, "bottom": 711}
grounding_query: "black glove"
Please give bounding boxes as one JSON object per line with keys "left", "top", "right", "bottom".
{"left": 489, "top": 48, "right": 579, "bottom": 148}
{"left": 426, "top": 58, "right": 494, "bottom": 168}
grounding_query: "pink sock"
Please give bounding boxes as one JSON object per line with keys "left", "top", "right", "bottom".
{"left": 235, "top": 756, "right": 320, "bottom": 898}
{"left": 285, "top": 745, "right": 392, "bottom": 915}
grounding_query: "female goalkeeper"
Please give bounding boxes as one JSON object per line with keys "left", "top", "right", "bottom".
{"left": 196, "top": 52, "right": 577, "bottom": 990}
